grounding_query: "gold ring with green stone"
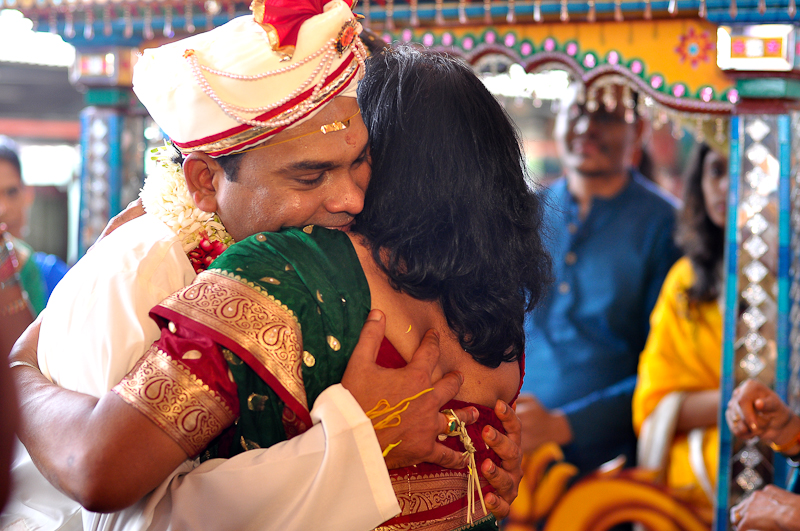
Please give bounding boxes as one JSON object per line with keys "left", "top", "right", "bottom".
{"left": 442, "top": 409, "right": 460, "bottom": 437}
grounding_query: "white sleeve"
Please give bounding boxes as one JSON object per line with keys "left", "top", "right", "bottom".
{"left": 4, "top": 217, "right": 195, "bottom": 531}
{"left": 38, "top": 215, "right": 195, "bottom": 394}
{"left": 155, "top": 384, "right": 399, "bottom": 531}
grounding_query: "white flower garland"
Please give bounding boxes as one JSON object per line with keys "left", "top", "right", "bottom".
{"left": 140, "top": 145, "right": 234, "bottom": 269}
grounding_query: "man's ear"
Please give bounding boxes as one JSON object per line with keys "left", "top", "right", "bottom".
{"left": 183, "top": 152, "right": 222, "bottom": 213}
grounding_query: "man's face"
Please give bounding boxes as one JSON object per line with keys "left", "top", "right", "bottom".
{"left": 0, "top": 159, "right": 32, "bottom": 239}
{"left": 214, "top": 97, "right": 370, "bottom": 241}
{"left": 554, "top": 85, "right": 642, "bottom": 179}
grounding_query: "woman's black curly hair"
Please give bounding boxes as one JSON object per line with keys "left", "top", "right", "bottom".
{"left": 354, "top": 45, "right": 552, "bottom": 368}
{"left": 675, "top": 142, "right": 725, "bottom": 303}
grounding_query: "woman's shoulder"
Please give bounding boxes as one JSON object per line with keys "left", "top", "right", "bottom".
{"left": 205, "top": 226, "right": 369, "bottom": 318}
{"left": 662, "top": 256, "right": 695, "bottom": 294}
{"left": 213, "top": 226, "right": 357, "bottom": 276}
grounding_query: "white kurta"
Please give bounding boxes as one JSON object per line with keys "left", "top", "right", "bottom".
{"left": 1, "top": 213, "right": 398, "bottom": 531}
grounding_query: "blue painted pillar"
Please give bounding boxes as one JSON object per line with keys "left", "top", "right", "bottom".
{"left": 73, "top": 48, "right": 145, "bottom": 257}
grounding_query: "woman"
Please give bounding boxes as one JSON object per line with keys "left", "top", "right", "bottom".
{"left": 14, "top": 46, "right": 549, "bottom": 530}
{"left": 632, "top": 141, "right": 729, "bottom": 516}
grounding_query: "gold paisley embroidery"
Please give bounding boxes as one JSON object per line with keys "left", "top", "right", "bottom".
{"left": 374, "top": 513, "right": 494, "bottom": 531}
{"left": 157, "top": 270, "right": 308, "bottom": 412}
{"left": 372, "top": 472, "right": 492, "bottom": 531}
{"left": 113, "top": 346, "right": 235, "bottom": 458}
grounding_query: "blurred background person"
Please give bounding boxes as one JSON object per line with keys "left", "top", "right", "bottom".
{"left": 516, "top": 80, "right": 680, "bottom": 476}
{"left": 0, "top": 136, "right": 68, "bottom": 313}
{"left": 637, "top": 123, "right": 694, "bottom": 202}
{"left": 727, "top": 379, "right": 800, "bottom": 531}
{"left": 633, "top": 140, "right": 729, "bottom": 524}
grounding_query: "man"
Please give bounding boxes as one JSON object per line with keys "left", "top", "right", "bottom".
{"left": 3, "top": 2, "right": 521, "bottom": 530}
{"left": 516, "top": 82, "right": 681, "bottom": 475}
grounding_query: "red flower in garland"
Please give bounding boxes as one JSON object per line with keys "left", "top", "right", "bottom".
{"left": 187, "top": 231, "right": 229, "bottom": 273}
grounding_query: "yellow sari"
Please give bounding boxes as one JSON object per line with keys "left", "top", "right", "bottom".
{"left": 632, "top": 257, "right": 721, "bottom": 511}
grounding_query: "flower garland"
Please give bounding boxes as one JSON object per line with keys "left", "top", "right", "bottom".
{"left": 140, "top": 145, "right": 235, "bottom": 273}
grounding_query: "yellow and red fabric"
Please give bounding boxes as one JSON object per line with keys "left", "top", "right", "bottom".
{"left": 633, "top": 257, "right": 722, "bottom": 512}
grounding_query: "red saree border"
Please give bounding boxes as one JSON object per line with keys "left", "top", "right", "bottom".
{"left": 378, "top": 470, "right": 494, "bottom": 530}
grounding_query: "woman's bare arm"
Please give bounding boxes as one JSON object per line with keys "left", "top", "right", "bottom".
{"left": 10, "top": 321, "right": 188, "bottom": 513}
{"left": 676, "top": 389, "right": 719, "bottom": 432}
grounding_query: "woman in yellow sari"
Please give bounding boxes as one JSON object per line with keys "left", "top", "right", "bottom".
{"left": 632, "top": 140, "right": 729, "bottom": 518}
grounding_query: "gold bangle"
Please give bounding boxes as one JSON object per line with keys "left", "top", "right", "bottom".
{"left": 9, "top": 361, "right": 39, "bottom": 372}
{"left": 769, "top": 432, "right": 800, "bottom": 454}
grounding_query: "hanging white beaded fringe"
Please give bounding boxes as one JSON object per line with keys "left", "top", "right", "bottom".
{"left": 185, "top": 38, "right": 367, "bottom": 129}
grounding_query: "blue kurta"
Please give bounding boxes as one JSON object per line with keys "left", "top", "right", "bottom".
{"left": 33, "top": 252, "right": 68, "bottom": 303}
{"left": 522, "top": 171, "right": 681, "bottom": 474}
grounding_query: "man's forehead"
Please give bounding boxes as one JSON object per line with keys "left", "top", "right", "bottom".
{"left": 262, "top": 96, "right": 362, "bottom": 147}
{"left": 280, "top": 119, "right": 367, "bottom": 166}
{"left": 244, "top": 106, "right": 367, "bottom": 173}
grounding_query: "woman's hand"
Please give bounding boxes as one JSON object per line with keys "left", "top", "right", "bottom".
{"left": 731, "top": 484, "right": 800, "bottom": 531}
{"left": 480, "top": 400, "right": 523, "bottom": 519}
{"left": 726, "top": 379, "right": 800, "bottom": 448}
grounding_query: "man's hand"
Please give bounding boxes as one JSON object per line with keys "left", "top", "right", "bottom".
{"left": 89, "top": 198, "right": 145, "bottom": 250}
{"left": 342, "top": 310, "right": 476, "bottom": 470}
{"left": 480, "top": 400, "right": 523, "bottom": 519}
{"left": 731, "top": 484, "right": 800, "bottom": 531}
{"left": 515, "top": 393, "right": 573, "bottom": 454}
{"left": 726, "top": 379, "right": 800, "bottom": 447}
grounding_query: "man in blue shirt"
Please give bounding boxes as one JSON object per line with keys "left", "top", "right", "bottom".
{"left": 518, "top": 83, "right": 681, "bottom": 475}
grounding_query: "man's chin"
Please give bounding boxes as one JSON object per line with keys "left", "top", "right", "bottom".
{"left": 573, "top": 164, "right": 620, "bottom": 179}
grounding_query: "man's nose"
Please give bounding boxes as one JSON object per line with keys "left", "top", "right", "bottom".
{"left": 324, "top": 173, "right": 365, "bottom": 216}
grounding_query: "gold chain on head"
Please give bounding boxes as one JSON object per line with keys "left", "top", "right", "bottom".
{"left": 236, "top": 109, "right": 362, "bottom": 154}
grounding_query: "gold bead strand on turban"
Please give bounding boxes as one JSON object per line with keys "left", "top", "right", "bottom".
{"left": 132, "top": 0, "right": 366, "bottom": 157}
